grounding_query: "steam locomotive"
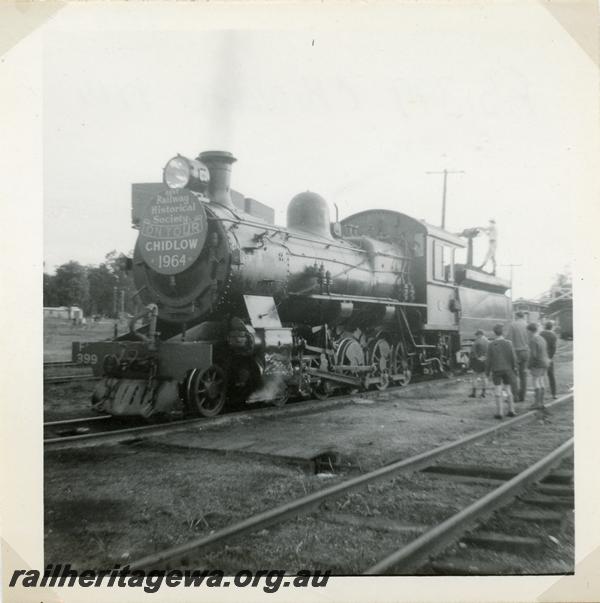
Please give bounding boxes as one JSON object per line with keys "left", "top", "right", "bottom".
{"left": 73, "top": 150, "right": 512, "bottom": 418}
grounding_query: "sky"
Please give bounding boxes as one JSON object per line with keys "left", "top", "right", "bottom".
{"left": 42, "top": 3, "right": 596, "bottom": 299}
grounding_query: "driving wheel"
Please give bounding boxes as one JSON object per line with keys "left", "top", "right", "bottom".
{"left": 391, "top": 342, "right": 412, "bottom": 386}
{"left": 308, "top": 355, "right": 334, "bottom": 400}
{"left": 186, "top": 364, "right": 226, "bottom": 417}
{"left": 369, "top": 338, "right": 391, "bottom": 391}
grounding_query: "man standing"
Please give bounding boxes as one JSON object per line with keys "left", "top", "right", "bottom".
{"left": 485, "top": 323, "right": 517, "bottom": 419}
{"left": 478, "top": 219, "right": 498, "bottom": 274}
{"left": 540, "top": 321, "right": 558, "bottom": 399}
{"left": 505, "top": 311, "right": 530, "bottom": 402}
{"left": 527, "top": 322, "right": 550, "bottom": 409}
{"left": 468, "top": 329, "right": 489, "bottom": 398}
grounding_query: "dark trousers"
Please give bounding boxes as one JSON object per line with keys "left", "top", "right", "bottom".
{"left": 511, "top": 349, "right": 530, "bottom": 401}
{"left": 547, "top": 360, "right": 556, "bottom": 397}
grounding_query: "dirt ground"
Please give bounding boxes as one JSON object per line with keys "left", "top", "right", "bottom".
{"left": 45, "top": 380, "right": 102, "bottom": 422}
{"left": 182, "top": 405, "right": 574, "bottom": 574}
{"left": 44, "top": 340, "right": 574, "bottom": 573}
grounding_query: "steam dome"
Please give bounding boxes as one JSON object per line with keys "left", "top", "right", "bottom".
{"left": 286, "top": 191, "right": 332, "bottom": 240}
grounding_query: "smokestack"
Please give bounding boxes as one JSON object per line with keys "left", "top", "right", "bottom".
{"left": 198, "top": 150, "right": 237, "bottom": 210}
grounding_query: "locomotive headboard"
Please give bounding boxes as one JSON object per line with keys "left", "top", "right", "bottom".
{"left": 131, "top": 183, "right": 275, "bottom": 227}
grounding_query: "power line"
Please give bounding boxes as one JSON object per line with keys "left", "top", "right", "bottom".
{"left": 426, "top": 169, "right": 465, "bottom": 229}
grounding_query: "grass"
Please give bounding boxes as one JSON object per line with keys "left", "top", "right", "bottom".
{"left": 43, "top": 317, "right": 124, "bottom": 362}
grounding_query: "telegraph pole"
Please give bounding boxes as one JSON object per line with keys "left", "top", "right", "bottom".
{"left": 499, "top": 263, "right": 522, "bottom": 301}
{"left": 112, "top": 286, "right": 118, "bottom": 318}
{"left": 426, "top": 169, "right": 465, "bottom": 229}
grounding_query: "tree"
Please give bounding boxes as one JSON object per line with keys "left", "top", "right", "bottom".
{"left": 554, "top": 271, "right": 572, "bottom": 289}
{"left": 52, "top": 261, "right": 90, "bottom": 309}
{"left": 43, "top": 272, "right": 59, "bottom": 307}
{"left": 44, "top": 251, "right": 138, "bottom": 316}
{"left": 550, "top": 266, "right": 572, "bottom": 299}
{"left": 87, "top": 263, "right": 117, "bottom": 316}
{"left": 105, "top": 250, "right": 137, "bottom": 315}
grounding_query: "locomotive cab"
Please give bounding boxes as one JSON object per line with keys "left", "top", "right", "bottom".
{"left": 421, "top": 223, "right": 464, "bottom": 331}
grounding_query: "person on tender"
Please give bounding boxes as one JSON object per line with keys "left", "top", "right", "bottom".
{"left": 468, "top": 329, "right": 489, "bottom": 398}
{"left": 527, "top": 322, "right": 550, "bottom": 409}
{"left": 485, "top": 323, "right": 517, "bottom": 419}
{"left": 478, "top": 219, "right": 498, "bottom": 274}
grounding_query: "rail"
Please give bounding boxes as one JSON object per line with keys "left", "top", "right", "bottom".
{"left": 44, "top": 374, "right": 98, "bottom": 384}
{"left": 128, "top": 392, "right": 573, "bottom": 570}
{"left": 44, "top": 361, "right": 77, "bottom": 368}
{"left": 43, "top": 373, "right": 462, "bottom": 451}
{"left": 366, "top": 437, "right": 574, "bottom": 574}
{"left": 44, "top": 415, "right": 111, "bottom": 428}
{"left": 44, "top": 416, "right": 207, "bottom": 451}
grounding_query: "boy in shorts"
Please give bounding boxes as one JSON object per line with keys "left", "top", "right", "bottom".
{"left": 527, "top": 322, "right": 550, "bottom": 409}
{"left": 540, "top": 321, "right": 557, "bottom": 399}
{"left": 485, "top": 323, "right": 518, "bottom": 419}
{"left": 468, "top": 329, "right": 489, "bottom": 398}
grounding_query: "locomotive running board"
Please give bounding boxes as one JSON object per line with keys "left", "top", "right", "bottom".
{"left": 289, "top": 292, "right": 427, "bottom": 308}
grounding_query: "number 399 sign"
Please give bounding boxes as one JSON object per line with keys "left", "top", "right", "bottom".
{"left": 139, "top": 189, "right": 208, "bottom": 275}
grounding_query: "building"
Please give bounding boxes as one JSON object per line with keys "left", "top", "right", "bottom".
{"left": 545, "top": 288, "right": 573, "bottom": 340}
{"left": 43, "top": 306, "right": 83, "bottom": 321}
{"left": 512, "top": 298, "right": 547, "bottom": 324}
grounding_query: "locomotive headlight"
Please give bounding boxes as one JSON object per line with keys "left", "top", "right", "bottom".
{"left": 163, "top": 154, "right": 210, "bottom": 193}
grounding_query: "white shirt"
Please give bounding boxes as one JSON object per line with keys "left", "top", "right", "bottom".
{"left": 486, "top": 223, "right": 498, "bottom": 242}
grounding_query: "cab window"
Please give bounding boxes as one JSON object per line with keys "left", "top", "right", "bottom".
{"left": 433, "top": 241, "right": 444, "bottom": 280}
{"left": 444, "top": 246, "right": 455, "bottom": 281}
{"left": 433, "top": 241, "right": 454, "bottom": 282}
{"left": 413, "top": 233, "right": 425, "bottom": 257}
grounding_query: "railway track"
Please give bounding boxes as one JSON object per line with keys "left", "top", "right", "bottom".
{"left": 44, "top": 415, "right": 207, "bottom": 451}
{"left": 43, "top": 376, "right": 455, "bottom": 451}
{"left": 366, "top": 438, "right": 573, "bottom": 574}
{"left": 423, "top": 455, "right": 574, "bottom": 575}
{"left": 127, "top": 392, "right": 573, "bottom": 571}
{"left": 44, "top": 374, "right": 98, "bottom": 384}
{"left": 44, "top": 361, "right": 96, "bottom": 384}
{"left": 44, "top": 414, "right": 112, "bottom": 429}
{"left": 44, "top": 360, "right": 78, "bottom": 369}
{"left": 44, "top": 414, "right": 117, "bottom": 439}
